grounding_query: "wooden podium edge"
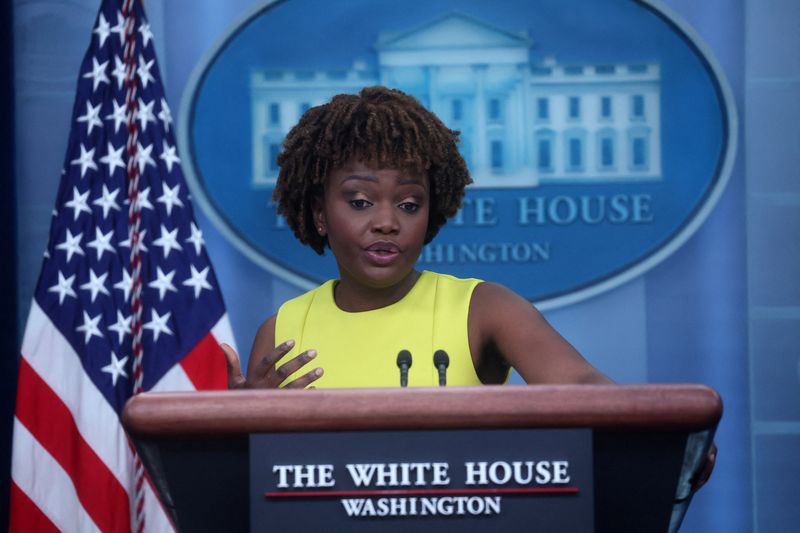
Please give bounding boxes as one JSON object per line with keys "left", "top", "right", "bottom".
{"left": 122, "top": 384, "right": 722, "bottom": 436}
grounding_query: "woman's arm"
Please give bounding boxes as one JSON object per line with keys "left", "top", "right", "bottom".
{"left": 468, "top": 282, "right": 611, "bottom": 384}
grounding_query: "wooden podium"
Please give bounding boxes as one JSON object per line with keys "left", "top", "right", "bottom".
{"left": 122, "top": 385, "right": 721, "bottom": 532}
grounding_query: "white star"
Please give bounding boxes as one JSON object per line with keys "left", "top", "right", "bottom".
{"left": 119, "top": 228, "right": 148, "bottom": 253}
{"left": 139, "top": 21, "right": 154, "bottom": 47}
{"left": 159, "top": 140, "right": 180, "bottom": 173}
{"left": 110, "top": 11, "right": 126, "bottom": 47}
{"left": 70, "top": 143, "right": 98, "bottom": 178}
{"left": 133, "top": 186, "right": 154, "bottom": 211}
{"left": 93, "top": 12, "right": 111, "bottom": 47}
{"left": 114, "top": 268, "right": 133, "bottom": 301}
{"left": 87, "top": 227, "right": 115, "bottom": 259}
{"left": 149, "top": 266, "right": 178, "bottom": 301}
{"left": 136, "top": 98, "right": 156, "bottom": 133}
{"left": 64, "top": 187, "right": 92, "bottom": 220}
{"left": 186, "top": 222, "right": 205, "bottom": 255}
{"left": 75, "top": 310, "right": 104, "bottom": 344}
{"left": 144, "top": 309, "right": 173, "bottom": 341}
{"left": 80, "top": 269, "right": 111, "bottom": 302}
{"left": 82, "top": 57, "right": 109, "bottom": 92}
{"left": 157, "top": 183, "right": 184, "bottom": 216}
{"left": 134, "top": 141, "right": 156, "bottom": 174}
{"left": 48, "top": 271, "right": 77, "bottom": 304}
{"left": 183, "top": 265, "right": 212, "bottom": 298}
{"left": 108, "top": 310, "right": 132, "bottom": 344}
{"left": 158, "top": 98, "right": 173, "bottom": 132}
{"left": 137, "top": 54, "right": 155, "bottom": 89}
{"left": 111, "top": 55, "right": 127, "bottom": 90}
{"left": 105, "top": 99, "right": 128, "bottom": 133}
{"left": 55, "top": 229, "right": 84, "bottom": 262}
{"left": 93, "top": 183, "right": 121, "bottom": 218}
{"left": 152, "top": 224, "right": 182, "bottom": 258}
{"left": 76, "top": 101, "right": 104, "bottom": 135}
{"left": 99, "top": 143, "right": 125, "bottom": 178}
{"left": 101, "top": 352, "right": 129, "bottom": 386}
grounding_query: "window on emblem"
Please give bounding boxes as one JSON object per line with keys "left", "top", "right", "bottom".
{"left": 489, "top": 98, "right": 501, "bottom": 122}
{"left": 268, "top": 142, "right": 280, "bottom": 173}
{"left": 632, "top": 95, "right": 645, "bottom": 119}
{"left": 568, "top": 97, "right": 580, "bottom": 119}
{"left": 537, "top": 98, "right": 549, "bottom": 120}
{"left": 535, "top": 129, "right": 554, "bottom": 173}
{"left": 569, "top": 138, "right": 582, "bottom": 168}
{"left": 627, "top": 127, "right": 650, "bottom": 171}
{"left": 269, "top": 103, "right": 280, "bottom": 126}
{"left": 491, "top": 140, "right": 503, "bottom": 170}
{"left": 632, "top": 137, "right": 647, "bottom": 168}
{"left": 564, "top": 129, "right": 586, "bottom": 172}
{"left": 452, "top": 99, "right": 462, "bottom": 121}
{"left": 538, "top": 139, "right": 552, "bottom": 171}
{"left": 600, "top": 96, "right": 612, "bottom": 119}
{"left": 597, "top": 128, "right": 616, "bottom": 170}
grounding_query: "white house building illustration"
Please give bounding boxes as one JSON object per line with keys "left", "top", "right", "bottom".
{"left": 250, "top": 12, "right": 662, "bottom": 188}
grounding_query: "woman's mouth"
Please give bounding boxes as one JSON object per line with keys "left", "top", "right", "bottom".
{"left": 364, "top": 242, "right": 401, "bottom": 266}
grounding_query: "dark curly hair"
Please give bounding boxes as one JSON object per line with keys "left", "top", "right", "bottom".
{"left": 273, "top": 86, "right": 472, "bottom": 255}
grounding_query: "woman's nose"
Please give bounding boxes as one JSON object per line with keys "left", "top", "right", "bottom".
{"left": 371, "top": 203, "right": 399, "bottom": 234}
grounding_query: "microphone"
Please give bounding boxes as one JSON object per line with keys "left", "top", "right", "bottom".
{"left": 396, "top": 350, "right": 412, "bottom": 388}
{"left": 433, "top": 350, "right": 449, "bottom": 387}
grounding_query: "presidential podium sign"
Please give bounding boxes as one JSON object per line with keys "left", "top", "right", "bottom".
{"left": 251, "top": 428, "right": 593, "bottom": 531}
{"left": 122, "top": 385, "right": 721, "bottom": 532}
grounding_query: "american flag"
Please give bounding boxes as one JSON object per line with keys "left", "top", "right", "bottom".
{"left": 10, "top": 0, "right": 234, "bottom": 530}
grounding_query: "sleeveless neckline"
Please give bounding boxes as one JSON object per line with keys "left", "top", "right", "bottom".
{"left": 323, "top": 270, "right": 431, "bottom": 315}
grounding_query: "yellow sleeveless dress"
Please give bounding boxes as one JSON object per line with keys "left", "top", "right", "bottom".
{"left": 274, "top": 271, "right": 493, "bottom": 388}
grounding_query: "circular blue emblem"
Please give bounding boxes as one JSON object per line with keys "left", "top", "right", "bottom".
{"left": 180, "top": 0, "right": 736, "bottom": 308}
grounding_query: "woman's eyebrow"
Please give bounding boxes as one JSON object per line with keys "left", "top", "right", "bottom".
{"left": 341, "top": 174, "right": 378, "bottom": 184}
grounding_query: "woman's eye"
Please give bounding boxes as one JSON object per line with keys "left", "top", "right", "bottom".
{"left": 349, "top": 199, "right": 371, "bottom": 209}
{"left": 399, "top": 202, "right": 420, "bottom": 213}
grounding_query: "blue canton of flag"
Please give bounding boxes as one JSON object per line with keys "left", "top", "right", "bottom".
{"left": 10, "top": 1, "right": 235, "bottom": 531}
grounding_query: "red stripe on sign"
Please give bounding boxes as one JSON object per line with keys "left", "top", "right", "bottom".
{"left": 180, "top": 332, "right": 228, "bottom": 390}
{"left": 266, "top": 486, "right": 580, "bottom": 498}
{"left": 15, "top": 358, "right": 131, "bottom": 533}
{"left": 8, "top": 480, "right": 60, "bottom": 533}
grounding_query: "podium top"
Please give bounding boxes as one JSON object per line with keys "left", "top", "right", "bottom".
{"left": 122, "top": 384, "right": 721, "bottom": 437}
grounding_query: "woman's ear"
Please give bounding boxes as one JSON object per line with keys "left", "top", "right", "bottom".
{"left": 312, "top": 197, "right": 326, "bottom": 236}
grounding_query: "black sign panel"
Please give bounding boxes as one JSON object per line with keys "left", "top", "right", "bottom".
{"left": 250, "top": 428, "right": 593, "bottom": 532}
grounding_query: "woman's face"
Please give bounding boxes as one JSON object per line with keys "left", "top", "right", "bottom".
{"left": 314, "top": 160, "right": 430, "bottom": 291}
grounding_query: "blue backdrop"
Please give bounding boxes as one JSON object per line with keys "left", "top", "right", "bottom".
{"left": 7, "top": 0, "right": 800, "bottom": 531}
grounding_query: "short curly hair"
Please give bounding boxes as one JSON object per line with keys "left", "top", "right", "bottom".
{"left": 273, "top": 86, "right": 472, "bottom": 255}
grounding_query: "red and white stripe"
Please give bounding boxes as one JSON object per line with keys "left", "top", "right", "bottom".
{"left": 9, "top": 301, "right": 234, "bottom": 532}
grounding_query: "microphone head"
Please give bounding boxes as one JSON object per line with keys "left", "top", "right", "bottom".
{"left": 433, "top": 349, "right": 449, "bottom": 368}
{"left": 397, "top": 349, "right": 412, "bottom": 368}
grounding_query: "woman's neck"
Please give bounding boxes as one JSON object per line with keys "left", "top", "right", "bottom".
{"left": 333, "top": 270, "right": 422, "bottom": 312}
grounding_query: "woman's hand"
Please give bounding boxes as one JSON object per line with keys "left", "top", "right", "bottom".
{"left": 691, "top": 442, "right": 717, "bottom": 492}
{"left": 221, "top": 341, "right": 323, "bottom": 389}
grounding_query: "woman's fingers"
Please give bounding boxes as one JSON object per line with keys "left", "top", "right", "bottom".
{"left": 273, "top": 349, "right": 316, "bottom": 380}
{"left": 284, "top": 367, "right": 324, "bottom": 389}
{"left": 273, "top": 350, "right": 322, "bottom": 388}
{"left": 220, "top": 343, "right": 246, "bottom": 389}
{"left": 691, "top": 443, "right": 717, "bottom": 491}
{"left": 228, "top": 338, "right": 322, "bottom": 389}
{"left": 250, "top": 339, "right": 296, "bottom": 381}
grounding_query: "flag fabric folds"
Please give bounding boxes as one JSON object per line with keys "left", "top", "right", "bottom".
{"left": 10, "top": 0, "right": 234, "bottom": 530}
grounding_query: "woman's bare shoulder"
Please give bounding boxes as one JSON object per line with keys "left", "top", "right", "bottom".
{"left": 469, "top": 281, "right": 610, "bottom": 384}
{"left": 470, "top": 281, "right": 545, "bottom": 328}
